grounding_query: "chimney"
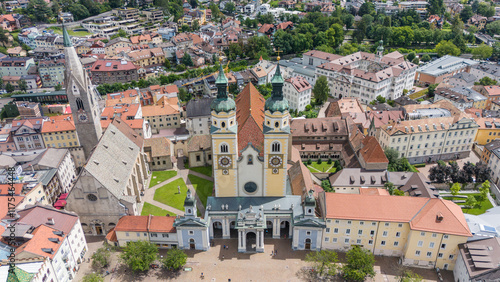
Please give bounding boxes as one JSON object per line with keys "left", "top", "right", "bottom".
{"left": 436, "top": 212, "right": 444, "bottom": 222}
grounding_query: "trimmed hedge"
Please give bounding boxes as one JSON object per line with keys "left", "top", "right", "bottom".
{"left": 413, "top": 163, "right": 426, "bottom": 168}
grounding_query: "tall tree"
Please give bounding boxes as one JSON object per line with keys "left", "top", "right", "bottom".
{"left": 427, "top": 0, "right": 445, "bottom": 15}
{"left": 435, "top": 40, "right": 460, "bottom": 57}
{"left": 305, "top": 250, "right": 338, "bottom": 277}
{"left": 342, "top": 246, "right": 376, "bottom": 281}
{"left": 460, "top": 6, "right": 474, "bottom": 23}
{"left": 162, "top": 248, "right": 187, "bottom": 270}
{"left": 120, "top": 241, "right": 158, "bottom": 272}
{"left": 312, "top": 76, "right": 329, "bottom": 105}
{"left": 91, "top": 247, "right": 111, "bottom": 268}
{"left": 450, "top": 182, "right": 461, "bottom": 196}
{"left": 26, "top": 0, "right": 53, "bottom": 22}
{"left": 82, "top": 273, "right": 104, "bottom": 282}
{"left": 5, "top": 83, "right": 14, "bottom": 93}
{"left": 182, "top": 53, "right": 194, "bottom": 67}
{"left": 472, "top": 44, "right": 493, "bottom": 60}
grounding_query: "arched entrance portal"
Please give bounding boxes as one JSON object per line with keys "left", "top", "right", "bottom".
{"left": 265, "top": 221, "right": 273, "bottom": 238}
{"left": 189, "top": 238, "right": 195, "bottom": 249}
{"left": 230, "top": 221, "right": 237, "bottom": 238}
{"left": 213, "top": 221, "right": 222, "bottom": 238}
{"left": 280, "top": 221, "right": 290, "bottom": 238}
{"left": 93, "top": 223, "right": 103, "bottom": 235}
{"left": 305, "top": 238, "right": 311, "bottom": 250}
{"left": 246, "top": 232, "right": 256, "bottom": 252}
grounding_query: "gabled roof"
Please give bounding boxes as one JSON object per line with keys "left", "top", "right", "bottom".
{"left": 359, "top": 136, "right": 388, "bottom": 164}
{"left": 16, "top": 225, "right": 66, "bottom": 259}
{"left": 82, "top": 119, "right": 143, "bottom": 202}
{"left": 15, "top": 205, "right": 78, "bottom": 234}
{"left": 144, "top": 137, "right": 171, "bottom": 158}
{"left": 186, "top": 98, "right": 213, "bottom": 118}
{"left": 235, "top": 83, "right": 265, "bottom": 156}
{"left": 187, "top": 134, "right": 211, "bottom": 152}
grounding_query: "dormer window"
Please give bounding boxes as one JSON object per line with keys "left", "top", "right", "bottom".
{"left": 248, "top": 155, "right": 253, "bottom": 165}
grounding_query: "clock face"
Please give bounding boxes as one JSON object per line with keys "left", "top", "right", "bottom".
{"left": 219, "top": 156, "right": 231, "bottom": 168}
{"left": 78, "top": 113, "right": 88, "bottom": 122}
{"left": 269, "top": 155, "right": 282, "bottom": 168}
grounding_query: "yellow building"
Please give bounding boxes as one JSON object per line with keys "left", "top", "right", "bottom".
{"left": 473, "top": 117, "right": 500, "bottom": 145}
{"left": 210, "top": 59, "right": 290, "bottom": 197}
{"left": 480, "top": 139, "right": 500, "bottom": 164}
{"left": 41, "top": 115, "right": 80, "bottom": 148}
{"left": 323, "top": 193, "right": 471, "bottom": 270}
{"left": 142, "top": 100, "right": 181, "bottom": 134}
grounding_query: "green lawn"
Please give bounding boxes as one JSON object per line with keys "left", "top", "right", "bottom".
{"left": 444, "top": 193, "right": 493, "bottom": 215}
{"left": 141, "top": 202, "right": 176, "bottom": 216}
{"left": 305, "top": 162, "right": 337, "bottom": 173}
{"left": 189, "top": 165, "right": 212, "bottom": 177}
{"left": 149, "top": 170, "right": 177, "bottom": 188}
{"left": 48, "top": 27, "right": 92, "bottom": 37}
{"left": 188, "top": 174, "right": 213, "bottom": 207}
{"left": 153, "top": 178, "right": 188, "bottom": 211}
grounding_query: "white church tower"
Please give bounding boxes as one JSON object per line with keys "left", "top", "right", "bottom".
{"left": 63, "top": 24, "right": 102, "bottom": 160}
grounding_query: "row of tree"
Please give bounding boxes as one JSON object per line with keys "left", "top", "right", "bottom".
{"left": 429, "top": 161, "right": 491, "bottom": 184}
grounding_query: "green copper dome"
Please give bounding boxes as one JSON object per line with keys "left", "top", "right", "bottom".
{"left": 265, "top": 62, "right": 289, "bottom": 113}
{"left": 210, "top": 62, "right": 235, "bottom": 113}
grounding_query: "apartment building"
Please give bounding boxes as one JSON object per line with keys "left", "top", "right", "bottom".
{"left": 474, "top": 85, "right": 500, "bottom": 110}
{"left": 472, "top": 117, "right": 500, "bottom": 145}
{"left": 127, "top": 47, "right": 165, "bottom": 68}
{"left": 143, "top": 8, "right": 164, "bottom": 23}
{"left": 415, "top": 55, "right": 478, "bottom": 86}
{"left": 378, "top": 103, "right": 478, "bottom": 164}
{"left": 433, "top": 88, "right": 474, "bottom": 111}
{"left": 284, "top": 76, "right": 312, "bottom": 112}
{"left": 10, "top": 117, "right": 45, "bottom": 150}
{"left": 41, "top": 115, "right": 80, "bottom": 149}
{"left": 1, "top": 205, "right": 88, "bottom": 282}
{"left": 142, "top": 102, "right": 181, "bottom": 134}
{"left": 105, "top": 37, "right": 132, "bottom": 57}
{"left": 454, "top": 237, "right": 500, "bottom": 282}
{"left": 186, "top": 98, "right": 213, "bottom": 135}
{"left": 446, "top": 72, "right": 476, "bottom": 88}
{"left": 322, "top": 193, "right": 471, "bottom": 270}
{"left": 0, "top": 56, "right": 35, "bottom": 77}
{"left": 90, "top": 59, "right": 139, "bottom": 84}
{"left": 38, "top": 59, "right": 65, "bottom": 87}
{"left": 470, "top": 63, "right": 500, "bottom": 83}
{"left": 315, "top": 50, "right": 417, "bottom": 103}
{"left": 113, "top": 8, "right": 139, "bottom": 20}
{"left": 480, "top": 139, "right": 500, "bottom": 165}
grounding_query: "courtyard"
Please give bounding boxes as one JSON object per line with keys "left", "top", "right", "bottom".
{"left": 75, "top": 237, "right": 454, "bottom": 282}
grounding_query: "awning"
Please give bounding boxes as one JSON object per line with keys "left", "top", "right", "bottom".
{"left": 59, "top": 193, "right": 68, "bottom": 200}
{"left": 54, "top": 200, "right": 67, "bottom": 208}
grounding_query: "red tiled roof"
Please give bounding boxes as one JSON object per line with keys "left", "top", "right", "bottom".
{"left": 101, "top": 104, "right": 140, "bottom": 120}
{"left": 0, "top": 184, "right": 24, "bottom": 195}
{"left": 16, "top": 225, "right": 66, "bottom": 259}
{"left": 106, "top": 227, "right": 117, "bottom": 242}
{"left": 91, "top": 60, "right": 137, "bottom": 72}
{"left": 114, "top": 215, "right": 176, "bottom": 233}
{"left": 360, "top": 136, "right": 388, "bottom": 164}
{"left": 41, "top": 115, "right": 75, "bottom": 133}
{"left": 325, "top": 193, "right": 472, "bottom": 237}
{"left": 286, "top": 76, "right": 311, "bottom": 92}
{"left": 235, "top": 83, "right": 265, "bottom": 156}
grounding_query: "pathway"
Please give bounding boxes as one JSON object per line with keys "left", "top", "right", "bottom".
{"left": 141, "top": 175, "right": 185, "bottom": 216}
{"left": 140, "top": 159, "right": 214, "bottom": 217}
{"left": 317, "top": 101, "right": 330, "bottom": 118}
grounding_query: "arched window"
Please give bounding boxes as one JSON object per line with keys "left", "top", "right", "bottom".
{"left": 220, "top": 144, "right": 228, "bottom": 153}
{"left": 248, "top": 155, "right": 253, "bottom": 165}
{"left": 76, "top": 98, "right": 84, "bottom": 111}
{"left": 271, "top": 142, "right": 281, "bottom": 153}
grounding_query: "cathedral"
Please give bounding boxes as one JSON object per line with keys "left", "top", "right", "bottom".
{"left": 174, "top": 59, "right": 325, "bottom": 252}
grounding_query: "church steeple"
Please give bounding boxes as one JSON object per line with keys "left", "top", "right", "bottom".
{"left": 210, "top": 58, "right": 236, "bottom": 113}
{"left": 64, "top": 23, "right": 102, "bottom": 161}
{"left": 265, "top": 55, "right": 288, "bottom": 113}
{"left": 63, "top": 23, "right": 72, "bottom": 47}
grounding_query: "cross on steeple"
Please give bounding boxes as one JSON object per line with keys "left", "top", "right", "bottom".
{"left": 276, "top": 48, "right": 282, "bottom": 60}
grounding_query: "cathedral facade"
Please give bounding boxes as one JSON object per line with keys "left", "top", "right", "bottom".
{"left": 175, "top": 60, "right": 325, "bottom": 252}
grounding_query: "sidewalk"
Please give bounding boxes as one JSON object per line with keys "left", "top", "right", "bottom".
{"left": 140, "top": 159, "right": 214, "bottom": 216}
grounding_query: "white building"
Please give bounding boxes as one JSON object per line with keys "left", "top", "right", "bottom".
{"left": 470, "top": 63, "right": 500, "bottom": 83}
{"left": 32, "top": 148, "right": 77, "bottom": 193}
{"left": 245, "top": 4, "right": 255, "bottom": 13}
{"left": 313, "top": 48, "right": 417, "bottom": 103}
{"left": 454, "top": 237, "right": 500, "bottom": 282}
{"left": 1, "top": 205, "right": 88, "bottom": 282}
{"left": 185, "top": 98, "right": 213, "bottom": 135}
{"left": 378, "top": 108, "right": 478, "bottom": 164}
{"left": 284, "top": 76, "right": 312, "bottom": 112}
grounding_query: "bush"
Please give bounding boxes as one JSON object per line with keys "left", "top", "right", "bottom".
{"left": 307, "top": 159, "right": 312, "bottom": 165}
{"left": 327, "top": 158, "right": 332, "bottom": 164}
{"left": 317, "top": 158, "right": 322, "bottom": 164}
{"left": 305, "top": 104, "right": 312, "bottom": 111}
{"left": 413, "top": 163, "right": 426, "bottom": 168}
